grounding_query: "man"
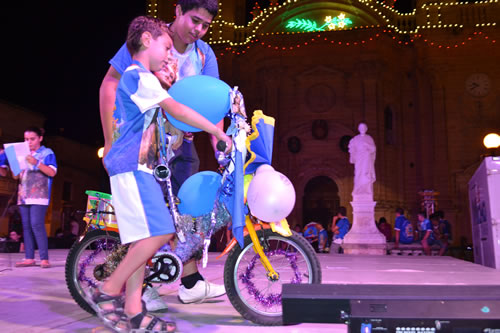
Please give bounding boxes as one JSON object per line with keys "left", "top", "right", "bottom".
{"left": 394, "top": 207, "right": 413, "bottom": 248}
{"left": 99, "top": 0, "right": 225, "bottom": 311}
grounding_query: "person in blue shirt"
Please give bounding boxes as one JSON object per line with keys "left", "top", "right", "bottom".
{"left": 331, "top": 206, "right": 350, "bottom": 254}
{"left": 88, "top": 16, "right": 230, "bottom": 333}
{"left": 0, "top": 146, "right": 8, "bottom": 177}
{"left": 99, "top": 0, "right": 226, "bottom": 310}
{"left": 394, "top": 207, "right": 414, "bottom": 248}
{"left": 303, "top": 222, "right": 321, "bottom": 252}
{"left": 13, "top": 127, "right": 57, "bottom": 269}
{"left": 418, "top": 211, "right": 433, "bottom": 254}
{"left": 426, "top": 213, "right": 449, "bottom": 256}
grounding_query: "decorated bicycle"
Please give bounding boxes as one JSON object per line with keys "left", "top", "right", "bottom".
{"left": 65, "top": 75, "right": 321, "bottom": 326}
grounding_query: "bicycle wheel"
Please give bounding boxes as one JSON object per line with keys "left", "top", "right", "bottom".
{"left": 65, "top": 229, "right": 122, "bottom": 314}
{"left": 224, "top": 229, "right": 322, "bottom": 325}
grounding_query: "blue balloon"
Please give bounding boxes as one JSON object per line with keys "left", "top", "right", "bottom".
{"left": 177, "top": 171, "right": 222, "bottom": 217}
{"left": 167, "top": 75, "right": 231, "bottom": 132}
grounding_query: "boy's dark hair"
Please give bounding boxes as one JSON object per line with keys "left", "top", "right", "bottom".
{"left": 337, "top": 206, "right": 347, "bottom": 217}
{"left": 379, "top": 217, "right": 387, "bottom": 224}
{"left": 178, "top": 0, "right": 219, "bottom": 18}
{"left": 417, "top": 211, "right": 427, "bottom": 217}
{"left": 395, "top": 207, "right": 404, "bottom": 215}
{"left": 126, "top": 16, "right": 169, "bottom": 55}
{"left": 25, "top": 126, "right": 45, "bottom": 137}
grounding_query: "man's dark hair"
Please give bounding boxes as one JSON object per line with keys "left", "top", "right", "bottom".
{"left": 395, "top": 207, "right": 404, "bottom": 215}
{"left": 126, "top": 16, "right": 169, "bottom": 55}
{"left": 337, "top": 206, "right": 347, "bottom": 217}
{"left": 25, "top": 126, "right": 45, "bottom": 137}
{"left": 178, "top": 0, "right": 219, "bottom": 18}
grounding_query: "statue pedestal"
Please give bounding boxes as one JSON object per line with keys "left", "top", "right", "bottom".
{"left": 342, "top": 200, "right": 387, "bottom": 255}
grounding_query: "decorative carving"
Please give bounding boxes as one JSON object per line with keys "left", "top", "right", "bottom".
{"left": 349, "top": 123, "right": 376, "bottom": 199}
{"left": 305, "top": 83, "right": 335, "bottom": 113}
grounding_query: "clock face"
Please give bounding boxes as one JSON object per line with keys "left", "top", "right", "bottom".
{"left": 465, "top": 73, "right": 491, "bottom": 97}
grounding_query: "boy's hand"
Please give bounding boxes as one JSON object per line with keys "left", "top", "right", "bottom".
{"left": 215, "top": 129, "right": 232, "bottom": 154}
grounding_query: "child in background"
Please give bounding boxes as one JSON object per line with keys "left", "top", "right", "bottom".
{"left": 331, "top": 206, "right": 350, "bottom": 254}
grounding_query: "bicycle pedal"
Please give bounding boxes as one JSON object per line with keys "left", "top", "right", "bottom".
{"left": 147, "top": 251, "right": 183, "bottom": 284}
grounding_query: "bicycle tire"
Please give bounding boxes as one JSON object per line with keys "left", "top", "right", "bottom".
{"left": 65, "top": 229, "right": 121, "bottom": 314}
{"left": 224, "top": 229, "right": 322, "bottom": 325}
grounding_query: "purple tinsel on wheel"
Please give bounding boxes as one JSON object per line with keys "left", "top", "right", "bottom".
{"left": 238, "top": 248, "right": 302, "bottom": 308}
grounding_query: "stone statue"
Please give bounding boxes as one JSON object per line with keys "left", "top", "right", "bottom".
{"left": 348, "top": 123, "right": 376, "bottom": 198}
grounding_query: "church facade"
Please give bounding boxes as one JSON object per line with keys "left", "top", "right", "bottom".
{"left": 150, "top": 0, "right": 500, "bottom": 246}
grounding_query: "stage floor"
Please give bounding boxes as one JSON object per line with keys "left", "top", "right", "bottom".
{"left": 1, "top": 250, "right": 500, "bottom": 333}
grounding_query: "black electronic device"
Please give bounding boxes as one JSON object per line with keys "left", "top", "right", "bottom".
{"left": 282, "top": 284, "right": 500, "bottom": 332}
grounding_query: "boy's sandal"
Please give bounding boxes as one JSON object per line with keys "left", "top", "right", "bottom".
{"left": 86, "top": 286, "right": 130, "bottom": 332}
{"left": 129, "top": 305, "right": 176, "bottom": 333}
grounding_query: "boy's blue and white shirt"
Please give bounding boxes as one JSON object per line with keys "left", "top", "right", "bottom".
{"left": 104, "top": 60, "right": 171, "bottom": 177}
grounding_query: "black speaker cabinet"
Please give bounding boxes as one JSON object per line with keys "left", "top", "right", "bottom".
{"left": 282, "top": 284, "right": 500, "bottom": 332}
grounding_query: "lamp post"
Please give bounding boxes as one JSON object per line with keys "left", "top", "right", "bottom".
{"left": 97, "top": 147, "right": 104, "bottom": 159}
{"left": 483, "top": 133, "right": 500, "bottom": 156}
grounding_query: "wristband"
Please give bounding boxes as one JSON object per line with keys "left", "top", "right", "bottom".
{"left": 36, "top": 160, "right": 42, "bottom": 168}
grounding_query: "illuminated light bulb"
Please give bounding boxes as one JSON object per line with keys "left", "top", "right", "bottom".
{"left": 483, "top": 133, "right": 500, "bottom": 148}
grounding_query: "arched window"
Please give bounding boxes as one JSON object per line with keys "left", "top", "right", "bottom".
{"left": 302, "top": 176, "right": 339, "bottom": 229}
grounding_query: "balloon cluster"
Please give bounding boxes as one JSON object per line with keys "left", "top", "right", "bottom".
{"left": 246, "top": 164, "right": 296, "bottom": 222}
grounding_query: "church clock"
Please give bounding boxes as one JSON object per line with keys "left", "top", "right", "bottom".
{"left": 465, "top": 73, "right": 491, "bottom": 97}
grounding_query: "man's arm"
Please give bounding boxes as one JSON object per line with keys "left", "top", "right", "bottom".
{"left": 99, "top": 66, "right": 121, "bottom": 159}
{"left": 210, "top": 120, "right": 224, "bottom": 152}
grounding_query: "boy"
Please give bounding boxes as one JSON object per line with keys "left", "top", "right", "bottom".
{"left": 88, "top": 16, "right": 230, "bottom": 332}
{"left": 418, "top": 211, "right": 433, "bottom": 255}
{"left": 394, "top": 207, "right": 414, "bottom": 248}
{"left": 100, "top": 0, "right": 225, "bottom": 308}
{"left": 331, "top": 206, "right": 350, "bottom": 254}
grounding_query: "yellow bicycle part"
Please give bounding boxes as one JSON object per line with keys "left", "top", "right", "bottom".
{"left": 245, "top": 216, "right": 279, "bottom": 281}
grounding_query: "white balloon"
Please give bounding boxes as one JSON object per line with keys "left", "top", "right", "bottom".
{"left": 255, "top": 164, "right": 275, "bottom": 174}
{"left": 247, "top": 170, "right": 296, "bottom": 222}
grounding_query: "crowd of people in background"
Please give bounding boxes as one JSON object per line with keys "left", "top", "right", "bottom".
{"left": 385, "top": 207, "right": 451, "bottom": 256}
{"left": 295, "top": 206, "right": 452, "bottom": 256}
{"left": 298, "top": 206, "right": 351, "bottom": 254}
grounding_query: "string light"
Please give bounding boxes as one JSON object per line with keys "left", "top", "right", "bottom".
{"left": 216, "top": 27, "right": 496, "bottom": 58}
{"left": 206, "top": 0, "right": 498, "bottom": 46}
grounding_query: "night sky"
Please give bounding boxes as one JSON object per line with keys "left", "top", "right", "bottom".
{"left": 1, "top": 1, "right": 147, "bottom": 147}
{"left": 0, "top": 1, "right": 414, "bottom": 148}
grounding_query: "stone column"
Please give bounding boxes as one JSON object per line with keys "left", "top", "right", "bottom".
{"left": 342, "top": 196, "right": 387, "bottom": 255}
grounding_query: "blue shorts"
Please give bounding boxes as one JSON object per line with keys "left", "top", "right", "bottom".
{"left": 110, "top": 170, "right": 175, "bottom": 244}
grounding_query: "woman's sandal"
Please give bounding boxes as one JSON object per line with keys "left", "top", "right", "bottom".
{"left": 129, "top": 305, "right": 176, "bottom": 333}
{"left": 86, "top": 286, "right": 130, "bottom": 332}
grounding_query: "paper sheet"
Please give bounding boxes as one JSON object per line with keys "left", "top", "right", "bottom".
{"left": 3, "top": 142, "right": 30, "bottom": 176}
